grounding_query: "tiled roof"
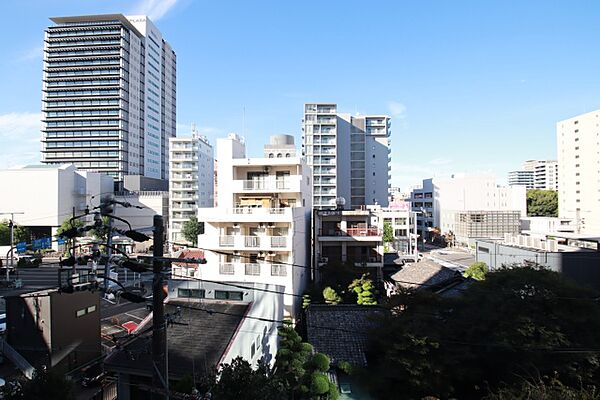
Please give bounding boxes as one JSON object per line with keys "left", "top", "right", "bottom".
{"left": 173, "top": 249, "right": 205, "bottom": 268}
{"left": 104, "top": 300, "right": 248, "bottom": 379}
{"left": 306, "top": 305, "right": 384, "bottom": 367}
{"left": 391, "top": 259, "right": 461, "bottom": 290}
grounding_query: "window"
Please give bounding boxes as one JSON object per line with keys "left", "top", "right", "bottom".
{"left": 76, "top": 309, "right": 86, "bottom": 318}
{"left": 215, "top": 290, "right": 244, "bottom": 300}
{"left": 87, "top": 305, "right": 96, "bottom": 313}
{"left": 178, "top": 288, "right": 205, "bottom": 298}
{"left": 477, "top": 246, "right": 490, "bottom": 254}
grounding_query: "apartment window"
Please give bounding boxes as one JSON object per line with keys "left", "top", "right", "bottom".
{"left": 575, "top": 138, "right": 579, "bottom": 142}
{"left": 76, "top": 309, "right": 86, "bottom": 318}
{"left": 178, "top": 288, "right": 205, "bottom": 298}
{"left": 574, "top": 121, "right": 579, "bottom": 124}
{"left": 87, "top": 305, "right": 96, "bottom": 314}
{"left": 575, "top": 147, "right": 579, "bottom": 150}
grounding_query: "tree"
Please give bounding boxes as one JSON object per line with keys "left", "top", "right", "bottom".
{"left": 527, "top": 189, "right": 558, "bottom": 217}
{"left": 322, "top": 287, "right": 342, "bottom": 305}
{"left": 276, "top": 326, "right": 339, "bottom": 399}
{"left": 485, "top": 377, "right": 600, "bottom": 400}
{"left": 366, "top": 267, "right": 600, "bottom": 399}
{"left": 3, "top": 368, "right": 75, "bottom": 400}
{"left": 209, "top": 357, "right": 287, "bottom": 400}
{"left": 90, "top": 216, "right": 110, "bottom": 243}
{"left": 0, "top": 220, "right": 29, "bottom": 246}
{"left": 181, "top": 216, "right": 204, "bottom": 247}
{"left": 463, "top": 261, "right": 488, "bottom": 281}
{"left": 383, "top": 222, "right": 394, "bottom": 252}
{"left": 348, "top": 274, "right": 377, "bottom": 305}
{"left": 56, "top": 218, "right": 83, "bottom": 237}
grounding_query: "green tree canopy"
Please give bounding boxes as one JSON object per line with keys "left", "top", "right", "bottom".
{"left": 181, "top": 216, "right": 204, "bottom": 246}
{"left": 56, "top": 218, "right": 84, "bottom": 237}
{"left": 463, "top": 261, "right": 488, "bottom": 281}
{"left": 3, "top": 368, "right": 75, "bottom": 400}
{"left": 348, "top": 273, "right": 377, "bottom": 305}
{"left": 383, "top": 222, "right": 394, "bottom": 243}
{"left": 0, "top": 220, "right": 29, "bottom": 246}
{"left": 366, "top": 267, "right": 600, "bottom": 399}
{"left": 527, "top": 189, "right": 558, "bottom": 217}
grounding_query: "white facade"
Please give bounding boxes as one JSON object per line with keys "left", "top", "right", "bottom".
{"left": 168, "top": 133, "right": 214, "bottom": 244}
{"left": 410, "top": 174, "right": 526, "bottom": 239}
{"left": 302, "top": 103, "right": 391, "bottom": 209}
{"left": 373, "top": 206, "right": 418, "bottom": 255}
{"left": 509, "top": 160, "right": 558, "bottom": 190}
{"left": 41, "top": 14, "right": 176, "bottom": 187}
{"left": 173, "top": 134, "right": 312, "bottom": 320}
{"left": 0, "top": 164, "right": 112, "bottom": 235}
{"left": 113, "top": 191, "right": 168, "bottom": 231}
{"left": 557, "top": 110, "right": 600, "bottom": 234}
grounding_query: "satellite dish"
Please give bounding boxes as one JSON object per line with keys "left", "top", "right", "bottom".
{"left": 335, "top": 197, "right": 346, "bottom": 209}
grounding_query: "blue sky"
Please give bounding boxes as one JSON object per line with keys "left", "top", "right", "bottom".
{"left": 1, "top": 0, "right": 599, "bottom": 190}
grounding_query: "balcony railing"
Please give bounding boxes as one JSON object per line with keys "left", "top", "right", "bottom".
{"left": 271, "top": 236, "right": 287, "bottom": 248}
{"left": 216, "top": 262, "right": 288, "bottom": 277}
{"left": 242, "top": 179, "right": 289, "bottom": 190}
{"left": 219, "top": 235, "right": 235, "bottom": 247}
{"left": 231, "top": 207, "right": 288, "bottom": 215}
{"left": 244, "top": 236, "right": 260, "bottom": 248}
{"left": 318, "top": 228, "right": 382, "bottom": 237}
{"left": 219, "top": 263, "right": 235, "bottom": 275}
{"left": 244, "top": 263, "right": 261, "bottom": 276}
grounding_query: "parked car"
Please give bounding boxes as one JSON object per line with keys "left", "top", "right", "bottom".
{"left": 16, "top": 255, "right": 42, "bottom": 268}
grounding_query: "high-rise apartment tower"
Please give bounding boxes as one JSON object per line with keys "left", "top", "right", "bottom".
{"left": 302, "top": 103, "right": 391, "bottom": 209}
{"left": 41, "top": 14, "right": 176, "bottom": 189}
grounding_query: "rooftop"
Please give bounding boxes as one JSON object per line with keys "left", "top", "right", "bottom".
{"left": 104, "top": 300, "right": 248, "bottom": 379}
{"left": 49, "top": 14, "right": 144, "bottom": 37}
{"left": 391, "top": 259, "right": 462, "bottom": 290}
{"left": 306, "top": 305, "right": 384, "bottom": 367}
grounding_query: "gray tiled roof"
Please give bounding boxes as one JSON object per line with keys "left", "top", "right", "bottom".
{"left": 306, "top": 305, "right": 384, "bottom": 367}
{"left": 391, "top": 259, "right": 460, "bottom": 290}
{"left": 105, "top": 300, "right": 248, "bottom": 379}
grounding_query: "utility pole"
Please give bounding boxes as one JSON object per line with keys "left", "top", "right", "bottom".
{"left": 152, "top": 215, "right": 168, "bottom": 399}
{"left": 0, "top": 212, "right": 24, "bottom": 281}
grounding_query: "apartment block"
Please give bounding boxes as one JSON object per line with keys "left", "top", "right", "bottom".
{"left": 409, "top": 174, "right": 526, "bottom": 241}
{"left": 41, "top": 14, "right": 176, "bottom": 189}
{"left": 509, "top": 160, "right": 558, "bottom": 190}
{"left": 168, "top": 133, "right": 214, "bottom": 244}
{"left": 173, "top": 134, "right": 312, "bottom": 319}
{"left": 454, "top": 210, "right": 521, "bottom": 245}
{"left": 302, "top": 103, "right": 391, "bottom": 209}
{"left": 557, "top": 110, "right": 600, "bottom": 234}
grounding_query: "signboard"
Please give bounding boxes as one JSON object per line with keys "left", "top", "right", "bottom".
{"left": 15, "top": 242, "right": 27, "bottom": 253}
{"left": 32, "top": 237, "right": 52, "bottom": 250}
{"left": 32, "top": 239, "right": 42, "bottom": 250}
{"left": 57, "top": 238, "right": 66, "bottom": 246}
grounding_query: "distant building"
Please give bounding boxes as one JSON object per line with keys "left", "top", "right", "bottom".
{"left": 409, "top": 174, "right": 526, "bottom": 242}
{"left": 302, "top": 103, "right": 391, "bottom": 209}
{"left": 557, "top": 110, "right": 600, "bottom": 234}
{"left": 5, "top": 289, "right": 101, "bottom": 373}
{"left": 453, "top": 210, "right": 521, "bottom": 246}
{"left": 475, "top": 236, "right": 600, "bottom": 290}
{"left": 0, "top": 164, "right": 112, "bottom": 242}
{"left": 168, "top": 133, "right": 214, "bottom": 245}
{"left": 508, "top": 160, "right": 558, "bottom": 190}
{"left": 508, "top": 170, "right": 534, "bottom": 188}
{"left": 174, "top": 134, "right": 312, "bottom": 320}
{"left": 41, "top": 14, "right": 176, "bottom": 189}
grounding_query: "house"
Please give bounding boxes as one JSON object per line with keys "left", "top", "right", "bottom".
{"left": 389, "top": 259, "right": 464, "bottom": 294}
{"left": 306, "top": 305, "right": 383, "bottom": 399}
{"left": 104, "top": 280, "right": 284, "bottom": 399}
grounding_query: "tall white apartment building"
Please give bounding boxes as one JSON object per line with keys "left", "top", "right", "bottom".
{"left": 509, "top": 160, "right": 558, "bottom": 190}
{"left": 557, "top": 110, "right": 600, "bottom": 234}
{"left": 302, "top": 103, "right": 391, "bottom": 209}
{"left": 409, "top": 174, "right": 526, "bottom": 241}
{"left": 41, "top": 14, "right": 176, "bottom": 189}
{"left": 173, "top": 134, "right": 312, "bottom": 319}
{"left": 168, "top": 133, "right": 214, "bottom": 244}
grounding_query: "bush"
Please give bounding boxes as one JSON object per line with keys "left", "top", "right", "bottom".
{"left": 464, "top": 262, "right": 488, "bottom": 281}
{"left": 310, "top": 373, "right": 330, "bottom": 395}
{"left": 311, "top": 353, "right": 331, "bottom": 372}
{"left": 323, "top": 287, "right": 342, "bottom": 305}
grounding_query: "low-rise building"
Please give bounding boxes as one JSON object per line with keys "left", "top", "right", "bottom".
{"left": 314, "top": 208, "right": 384, "bottom": 279}
{"left": 105, "top": 280, "right": 284, "bottom": 398}
{"left": 5, "top": 289, "right": 101, "bottom": 373}
{"left": 475, "top": 236, "right": 600, "bottom": 290}
{"left": 173, "top": 134, "right": 312, "bottom": 320}
{"left": 453, "top": 210, "right": 521, "bottom": 246}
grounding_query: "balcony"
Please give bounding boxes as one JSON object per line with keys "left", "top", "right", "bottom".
{"left": 232, "top": 176, "right": 301, "bottom": 193}
{"left": 352, "top": 257, "right": 384, "bottom": 268}
{"left": 216, "top": 262, "right": 288, "bottom": 278}
{"left": 317, "top": 227, "right": 382, "bottom": 242}
{"left": 214, "top": 235, "right": 289, "bottom": 250}
{"left": 202, "top": 207, "right": 294, "bottom": 223}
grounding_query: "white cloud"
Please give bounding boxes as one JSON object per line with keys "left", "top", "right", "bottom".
{"left": 0, "top": 112, "right": 43, "bottom": 169}
{"left": 17, "top": 45, "right": 44, "bottom": 62}
{"left": 388, "top": 101, "right": 407, "bottom": 119}
{"left": 0, "top": 112, "right": 42, "bottom": 139}
{"left": 132, "top": 0, "right": 178, "bottom": 21}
